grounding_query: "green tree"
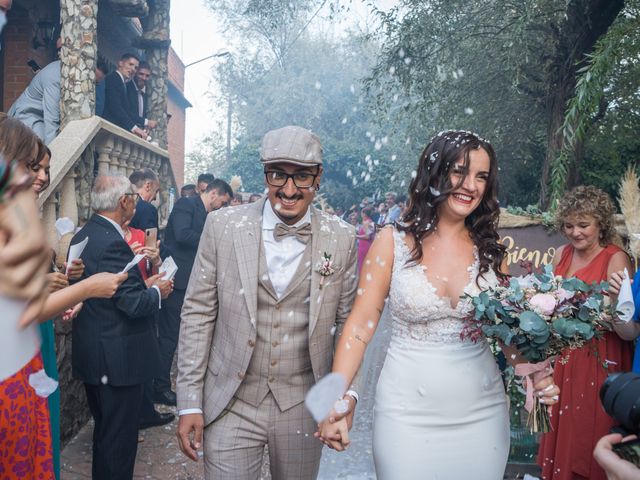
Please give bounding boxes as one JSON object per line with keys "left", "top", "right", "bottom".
{"left": 196, "top": 1, "right": 422, "bottom": 209}
{"left": 550, "top": 1, "right": 640, "bottom": 206}
{"left": 366, "top": 0, "right": 625, "bottom": 207}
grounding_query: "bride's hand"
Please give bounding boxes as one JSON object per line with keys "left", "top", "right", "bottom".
{"left": 533, "top": 375, "right": 560, "bottom": 406}
{"left": 326, "top": 394, "right": 357, "bottom": 426}
{"left": 314, "top": 418, "right": 350, "bottom": 451}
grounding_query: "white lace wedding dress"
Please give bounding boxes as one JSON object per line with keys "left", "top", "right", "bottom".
{"left": 372, "top": 230, "right": 509, "bottom": 479}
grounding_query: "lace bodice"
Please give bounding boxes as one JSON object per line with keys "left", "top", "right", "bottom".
{"left": 388, "top": 229, "right": 499, "bottom": 344}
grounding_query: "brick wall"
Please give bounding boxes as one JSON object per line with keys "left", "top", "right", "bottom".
{"left": 2, "top": 2, "right": 58, "bottom": 111}
{"left": 167, "top": 95, "right": 186, "bottom": 187}
{"left": 167, "top": 48, "right": 189, "bottom": 189}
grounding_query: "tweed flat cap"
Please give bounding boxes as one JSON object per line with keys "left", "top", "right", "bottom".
{"left": 260, "top": 126, "right": 323, "bottom": 166}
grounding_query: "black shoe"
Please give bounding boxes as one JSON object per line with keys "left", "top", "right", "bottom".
{"left": 139, "top": 411, "right": 174, "bottom": 430}
{"left": 153, "top": 389, "right": 177, "bottom": 406}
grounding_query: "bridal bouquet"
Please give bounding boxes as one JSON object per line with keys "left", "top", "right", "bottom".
{"left": 462, "top": 263, "right": 612, "bottom": 432}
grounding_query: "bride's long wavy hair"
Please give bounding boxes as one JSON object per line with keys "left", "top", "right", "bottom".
{"left": 396, "top": 130, "right": 506, "bottom": 281}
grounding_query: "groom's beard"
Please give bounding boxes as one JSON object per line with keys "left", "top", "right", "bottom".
{"left": 274, "top": 191, "right": 306, "bottom": 221}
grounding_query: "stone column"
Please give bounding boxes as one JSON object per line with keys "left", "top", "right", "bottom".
{"left": 118, "top": 142, "right": 131, "bottom": 175}
{"left": 60, "top": 0, "right": 98, "bottom": 128}
{"left": 42, "top": 195, "right": 59, "bottom": 255}
{"left": 59, "top": 174, "right": 79, "bottom": 228}
{"left": 136, "top": 0, "right": 171, "bottom": 149}
{"left": 96, "top": 137, "right": 114, "bottom": 174}
{"left": 109, "top": 139, "right": 123, "bottom": 173}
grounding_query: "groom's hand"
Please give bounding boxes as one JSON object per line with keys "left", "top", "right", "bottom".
{"left": 315, "top": 418, "right": 351, "bottom": 451}
{"left": 177, "top": 413, "right": 204, "bottom": 461}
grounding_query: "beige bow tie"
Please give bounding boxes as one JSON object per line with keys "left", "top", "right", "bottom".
{"left": 273, "top": 222, "right": 312, "bottom": 244}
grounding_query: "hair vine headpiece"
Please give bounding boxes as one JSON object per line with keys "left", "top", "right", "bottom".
{"left": 430, "top": 129, "right": 491, "bottom": 145}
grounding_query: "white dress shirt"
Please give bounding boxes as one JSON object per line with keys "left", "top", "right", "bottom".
{"left": 179, "top": 202, "right": 312, "bottom": 417}
{"left": 262, "top": 200, "right": 311, "bottom": 298}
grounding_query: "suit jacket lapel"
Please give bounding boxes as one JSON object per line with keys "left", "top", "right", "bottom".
{"left": 234, "top": 200, "right": 263, "bottom": 328}
{"left": 309, "top": 207, "right": 334, "bottom": 337}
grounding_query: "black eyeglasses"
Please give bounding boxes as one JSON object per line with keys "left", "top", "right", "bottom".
{"left": 123, "top": 193, "right": 141, "bottom": 203}
{"left": 264, "top": 169, "right": 318, "bottom": 189}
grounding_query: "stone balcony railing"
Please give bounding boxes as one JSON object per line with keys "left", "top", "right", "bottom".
{"left": 39, "top": 115, "right": 177, "bottom": 259}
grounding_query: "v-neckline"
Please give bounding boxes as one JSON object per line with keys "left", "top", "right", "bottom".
{"left": 397, "top": 235, "right": 478, "bottom": 310}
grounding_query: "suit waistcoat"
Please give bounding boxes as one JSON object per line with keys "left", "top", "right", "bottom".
{"left": 234, "top": 241, "right": 315, "bottom": 411}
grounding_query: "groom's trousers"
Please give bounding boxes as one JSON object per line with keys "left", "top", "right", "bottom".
{"left": 202, "top": 392, "right": 322, "bottom": 480}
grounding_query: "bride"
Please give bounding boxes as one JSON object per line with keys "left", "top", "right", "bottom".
{"left": 317, "top": 130, "right": 560, "bottom": 479}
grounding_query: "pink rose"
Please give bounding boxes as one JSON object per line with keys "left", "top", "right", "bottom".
{"left": 529, "top": 293, "right": 557, "bottom": 316}
{"left": 556, "top": 288, "right": 574, "bottom": 302}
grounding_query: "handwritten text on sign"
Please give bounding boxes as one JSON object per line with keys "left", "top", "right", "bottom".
{"left": 499, "top": 226, "right": 565, "bottom": 276}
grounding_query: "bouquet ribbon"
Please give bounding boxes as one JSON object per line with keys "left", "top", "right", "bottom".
{"left": 514, "top": 357, "right": 554, "bottom": 412}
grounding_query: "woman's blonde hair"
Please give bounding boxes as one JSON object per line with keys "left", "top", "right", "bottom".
{"left": 555, "top": 185, "right": 617, "bottom": 246}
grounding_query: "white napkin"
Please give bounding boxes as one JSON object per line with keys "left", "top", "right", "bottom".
{"left": 304, "top": 372, "right": 347, "bottom": 423}
{"left": 120, "top": 253, "right": 146, "bottom": 274}
{"left": 616, "top": 268, "right": 635, "bottom": 323}
{"left": 159, "top": 256, "right": 178, "bottom": 281}
{"left": 66, "top": 237, "right": 89, "bottom": 274}
{"left": 55, "top": 217, "right": 75, "bottom": 238}
{"left": 28, "top": 369, "right": 59, "bottom": 398}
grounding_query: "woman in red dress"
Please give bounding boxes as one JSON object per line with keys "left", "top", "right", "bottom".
{"left": 537, "top": 186, "right": 636, "bottom": 480}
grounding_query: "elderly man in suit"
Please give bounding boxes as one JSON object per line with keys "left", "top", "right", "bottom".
{"left": 176, "top": 126, "right": 359, "bottom": 479}
{"left": 155, "top": 178, "right": 232, "bottom": 406}
{"left": 102, "top": 53, "right": 147, "bottom": 139}
{"left": 69, "top": 174, "right": 172, "bottom": 479}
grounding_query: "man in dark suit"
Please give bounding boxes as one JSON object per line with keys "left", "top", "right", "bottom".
{"left": 102, "top": 53, "right": 147, "bottom": 139}
{"left": 127, "top": 167, "right": 176, "bottom": 428}
{"left": 70, "top": 174, "right": 172, "bottom": 479}
{"left": 154, "top": 179, "right": 233, "bottom": 405}
{"left": 129, "top": 168, "right": 160, "bottom": 230}
{"left": 126, "top": 61, "right": 158, "bottom": 132}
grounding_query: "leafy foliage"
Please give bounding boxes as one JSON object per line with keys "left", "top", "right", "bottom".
{"left": 550, "top": 3, "right": 640, "bottom": 207}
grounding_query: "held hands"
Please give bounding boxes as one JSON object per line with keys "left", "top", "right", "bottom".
{"left": 609, "top": 270, "right": 632, "bottom": 299}
{"left": 130, "top": 241, "right": 161, "bottom": 267}
{"left": 47, "top": 272, "right": 69, "bottom": 293}
{"left": 133, "top": 126, "right": 147, "bottom": 139}
{"left": 148, "top": 273, "right": 173, "bottom": 299}
{"left": 314, "top": 394, "right": 356, "bottom": 451}
{"left": 533, "top": 374, "right": 560, "bottom": 406}
{"left": 87, "top": 272, "right": 128, "bottom": 298}
{"left": 65, "top": 259, "right": 85, "bottom": 281}
{"left": 177, "top": 413, "right": 204, "bottom": 461}
{"left": 593, "top": 433, "right": 640, "bottom": 480}
{"left": 62, "top": 302, "right": 83, "bottom": 321}
{"left": 140, "top": 240, "right": 161, "bottom": 267}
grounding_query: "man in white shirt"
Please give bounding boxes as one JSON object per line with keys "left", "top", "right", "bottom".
{"left": 176, "top": 126, "right": 359, "bottom": 479}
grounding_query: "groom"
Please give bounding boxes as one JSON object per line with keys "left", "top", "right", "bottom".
{"left": 176, "top": 126, "right": 359, "bottom": 479}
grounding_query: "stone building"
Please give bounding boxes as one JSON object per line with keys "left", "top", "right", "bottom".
{"left": 0, "top": 0, "right": 188, "bottom": 444}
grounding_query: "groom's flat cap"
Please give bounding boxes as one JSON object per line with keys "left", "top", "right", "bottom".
{"left": 260, "top": 126, "right": 323, "bottom": 166}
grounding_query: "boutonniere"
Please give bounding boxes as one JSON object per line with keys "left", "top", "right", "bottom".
{"left": 315, "top": 252, "right": 335, "bottom": 289}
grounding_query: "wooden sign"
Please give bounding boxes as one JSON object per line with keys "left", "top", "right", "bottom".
{"left": 499, "top": 225, "right": 565, "bottom": 276}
